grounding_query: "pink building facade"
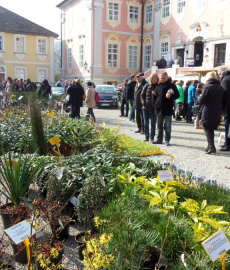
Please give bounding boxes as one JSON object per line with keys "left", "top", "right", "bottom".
{"left": 57, "top": 0, "right": 230, "bottom": 85}
{"left": 156, "top": 0, "right": 230, "bottom": 69}
{"left": 57, "top": 0, "right": 154, "bottom": 85}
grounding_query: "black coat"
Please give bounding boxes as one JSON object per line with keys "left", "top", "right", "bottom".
{"left": 121, "top": 84, "right": 128, "bottom": 101}
{"left": 220, "top": 71, "right": 230, "bottom": 119}
{"left": 134, "top": 78, "right": 148, "bottom": 110}
{"left": 141, "top": 83, "right": 157, "bottom": 112}
{"left": 199, "top": 80, "right": 225, "bottom": 127}
{"left": 67, "top": 83, "right": 84, "bottom": 107}
{"left": 154, "top": 80, "right": 179, "bottom": 116}
{"left": 127, "top": 81, "right": 136, "bottom": 100}
{"left": 39, "top": 83, "right": 52, "bottom": 98}
{"left": 195, "top": 88, "right": 202, "bottom": 105}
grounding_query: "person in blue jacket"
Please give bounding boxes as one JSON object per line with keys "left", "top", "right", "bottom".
{"left": 187, "top": 80, "right": 198, "bottom": 123}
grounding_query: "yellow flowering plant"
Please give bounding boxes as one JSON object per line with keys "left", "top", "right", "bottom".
{"left": 81, "top": 217, "right": 114, "bottom": 270}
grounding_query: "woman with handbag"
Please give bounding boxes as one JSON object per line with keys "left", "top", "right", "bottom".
{"left": 194, "top": 83, "right": 204, "bottom": 129}
{"left": 85, "top": 81, "right": 96, "bottom": 123}
{"left": 198, "top": 72, "right": 225, "bottom": 154}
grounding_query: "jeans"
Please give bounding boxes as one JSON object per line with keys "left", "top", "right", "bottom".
{"left": 224, "top": 118, "right": 230, "bottom": 149}
{"left": 187, "top": 102, "right": 194, "bottom": 122}
{"left": 128, "top": 99, "right": 135, "bottom": 121}
{"left": 136, "top": 109, "right": 144, "bottom": 131}
{"left": 120, "top": 99, "right": 129, "bottom": 116}
{"left": 157, "top": 115, "right": 172, "bottom": 142}
{"left": 71, "top": 105, "right": 80, "bottom": 119}
{"left": 175, "top": 102, "right": 182, "bottom": 119}
{"left": 87, "top": 108, "right": 95, "bottom": 122}
{"left": 203, "top": 125, "right": 215, "bottom": 150}
{"left": 143, "top": 110, "right": 156, "bottom": 140}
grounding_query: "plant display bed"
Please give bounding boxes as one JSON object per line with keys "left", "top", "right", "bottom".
{"left": 0, "top": 105, "right": 230, "bottom": 270}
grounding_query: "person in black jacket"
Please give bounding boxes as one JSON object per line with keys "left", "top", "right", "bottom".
{"left": 134, "top": 73, "right": 148, "bottom": 133}
{"left": 67, "top": 78, "right": 84, "bottom": 119}
{"left": 126, "top": 74, "right": 136, "bottom": 121}
{"left": 152, "top": 72, "right": 179, "bottom": 145}
{"left": 218, "top": 67, "right": 230, "bottom": 152}
{"left": 39, "top": 79, "right": 52, "bottom": 99}
{"left": 141, "top": 73, "right": 159, "bottom": 142}
{"left": 199, "top": 71, "right": 225, "bottom": 154}
{"left": 26, "top": 79, "right": 34, "bottom": 92}
{"left": 119, "top": 78, "right": 129, "bottom": 117}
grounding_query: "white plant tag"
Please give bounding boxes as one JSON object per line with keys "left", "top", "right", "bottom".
{"left": 202, "top": 230, "right": 230, "bottom": 261}
{"left": 56, "top": 168, "right": 63, "bottom": 180}
{"left": 4, "top": 220, "right": 35, "bottom": 244}
{"left": 70, "top": 196, "right": 78, "bottom": 207}
{"left": 18, "top": 96, "right": 23, "bottom": 100}
{"left": 97, "top": 174, "right": 105, "bottom": 187}
{"left": 58, "top": 219, "right": 64, "bottom": 229}
{"left": 157, "top": 170, "right": 174, "bottom": 182}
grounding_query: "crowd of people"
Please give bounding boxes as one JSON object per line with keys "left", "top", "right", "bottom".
{"left": 0, "top": 77, "right": 53, "bottom": 111}
{"left": 117, "top": 67, "right": 230, "bottom": 167}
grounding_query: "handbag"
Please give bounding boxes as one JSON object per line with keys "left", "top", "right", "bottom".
{"left": 82, "top": 93, "right": 86, "bottom": 100}
{"left": 192, "top": 105, "right": 200, "bottom": 113}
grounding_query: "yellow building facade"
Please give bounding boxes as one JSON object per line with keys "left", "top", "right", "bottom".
{"left": 0, "top": 6, "right": 58, "bottom": 83}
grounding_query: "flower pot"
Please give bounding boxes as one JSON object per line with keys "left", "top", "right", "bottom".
{"left": 75, "top": 231, "right": 99, "bottom": 261}
{"left": 35, "top": 242, "right": 63, "bottom": 270}
{"left": 11, "top": 242, "right": 28, "bottom": 263}
{"left": 53, "top": 222, "right": 70, "bottom": 241}
{"left": 61, "top": 202, "right": 77, "bottom": 223}
{"left": 2, "top": 265, "right": 16, "bottom": 270}
{"left": 0, "top": 203, "right": 28, "bottom": 230}
{"left": 59, "top": 145, "right": 73, "bottom": 157}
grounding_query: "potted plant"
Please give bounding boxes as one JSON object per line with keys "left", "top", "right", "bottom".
{"left": 0, "top": 149, "right": 45, "bottom": 262}
{"left": 29, "top": 198, "right": 67, "bottom": 270}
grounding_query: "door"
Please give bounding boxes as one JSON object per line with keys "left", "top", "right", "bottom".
{"left": 194, "top": 41, "right": 204, "bottom": 66}
{"left": 176, "top": 49, "right": 184, "bottom": 67}
{"left": 214, "top": 43, "right": 226, "bottom": 67}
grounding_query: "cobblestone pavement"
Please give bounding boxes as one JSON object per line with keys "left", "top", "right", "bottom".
{"left": 81, "top": 106, "right": 230, "bottom": 187}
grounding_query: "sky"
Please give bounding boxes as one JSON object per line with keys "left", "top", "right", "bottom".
{"left": 0, "top": 0, "right": 62, "bottom": 37}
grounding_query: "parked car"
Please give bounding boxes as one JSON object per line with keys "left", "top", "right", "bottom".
{"left": 95, "top": 85, "right": 118, "bottom": 109}
{"left": 51, "top": 87, "right": 65, "bottom": 97}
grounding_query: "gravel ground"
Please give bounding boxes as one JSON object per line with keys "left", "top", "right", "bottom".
{"left": 1, "top": 106, "right": 230, "bottom": 270}
{"left": 81, "top": 106, "right": 230, "bottom": 187}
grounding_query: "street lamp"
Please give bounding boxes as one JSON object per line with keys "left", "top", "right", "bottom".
{"left": 183, "top": 43, "right": 188, "bottom": 54}
{"left": 60, "top": 13, "right": 66, "bottom": 72}
{"left": 84, "top": 61, "right": 90, "bottom": 73}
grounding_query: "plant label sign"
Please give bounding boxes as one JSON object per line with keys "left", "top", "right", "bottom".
{"left": 202, "top": 230, "right": 230, "bottom": 261}
{"left": 70, "top": 196, "right": 78, "bottom": 207}
{"left": 157, "top": 170, "right": 174, "bottom": 182}
{"left": 4, "top": 220, "right": 35, "bottom": 245}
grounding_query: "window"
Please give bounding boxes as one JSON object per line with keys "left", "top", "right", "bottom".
{"left": 177, "top": 0, "right": 185, "bottom": 13}
{"left": 146, "top": 5, "right": 152, "bottom": 24}
{"left": 38, "top": 69, "right": 47, "bottom": 82}
{"left": 68, "top": 48, "right": 72, "bottom": 69}
{"left": 214, "top": 43, "right": 226, "bottom": 67}
{"left": 128, "top": 46, "right": 138, "bottom": 69}
{"left": 195, "top": 0, "right": 205, "bottom": 8}
{"left": 15, "top": 68, "right": 26, "bottom": 80}
{"left": 37, "top": 38, "right": 47, "bottom": 54}
{"left": 108, "top": 2, "right": 119, "bottom": 21}
{"left": 129, "top": 6, "right": 139, "bottom": 23}
{"left": 79, "top": 45, "right": 84, "bottom": 68}
{"left": 162, "top": 0, "right": 170, "bottom": 18}
{"left": 161, "top": 42, "right": 168, "bottom": 56}
{"left": 144, "top": 45, "right": 151, "bottom": 69}
{"left": 0, "top": 35, "right": 3, "bottom": 51}
{"left": 108, "top": 44, "right": 118, "bottom": 68}
{"left": 15, "top": 36, "right": 25, "bottom": 53}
